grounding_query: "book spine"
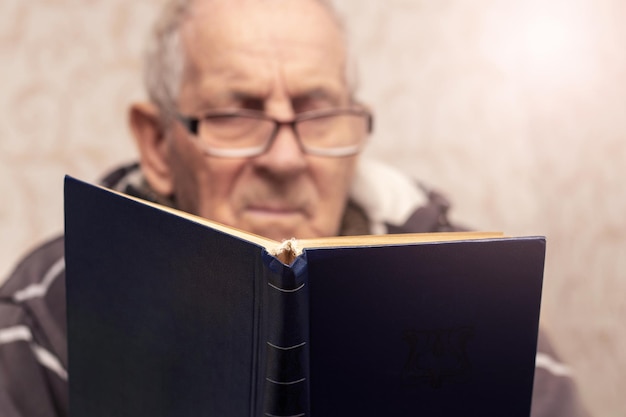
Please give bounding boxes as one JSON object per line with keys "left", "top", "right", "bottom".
{"left": 261, "top": 252, "right": 310, "bottom": 417}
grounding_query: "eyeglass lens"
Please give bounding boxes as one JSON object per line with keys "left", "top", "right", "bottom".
{"left": 197, "top": 113, "right": 368, "bottom": 151}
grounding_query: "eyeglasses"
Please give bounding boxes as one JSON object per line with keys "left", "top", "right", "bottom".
{"left": 176, "top": 107, "right": 373, "bottom": 158}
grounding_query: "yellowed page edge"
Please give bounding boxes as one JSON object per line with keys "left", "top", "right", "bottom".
{"left": 97, "top": 183, "right": 504, "bottom": 259}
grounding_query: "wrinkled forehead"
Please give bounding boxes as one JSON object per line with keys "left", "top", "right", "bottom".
{"left": 183, "top": 0, "right": 345, "bottom": 50}
{"left": 178, "top": 0, "right": 349, "bottom": 93}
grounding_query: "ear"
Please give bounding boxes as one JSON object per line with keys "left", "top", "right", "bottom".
{"left": 128, "top": 102, "right": 175, "bottom": 196}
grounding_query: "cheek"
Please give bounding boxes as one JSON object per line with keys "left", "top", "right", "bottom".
{"left": 168, "top": 137, "right": 248, "bottom": 219}
{"left": 309, "top": 157, "right": 358, "bottom": 233}
{"left": 313, "top": 157, "right": 357, "bottom": 199}
{"left": 190, "top": 158, "right": 251, "bottom": 226}
{"left": 199, "top": 161, "right": 248, "bottom": 214}
{"left": 168, "top": 141, "right": 202, "bottom": 213}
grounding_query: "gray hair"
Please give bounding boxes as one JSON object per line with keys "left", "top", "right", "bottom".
{"left": 143, "top": 0, "right": 190, "bottom": 118}
{"left": 143, "top": 0, "right": 358, "bottom": 118}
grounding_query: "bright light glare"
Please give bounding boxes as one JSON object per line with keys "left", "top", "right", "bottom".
{"left": 524, "top": 15, "right": 572, "bottom": 63}
{"left": 480, "top": 3, "right": 597, "bottom": 86}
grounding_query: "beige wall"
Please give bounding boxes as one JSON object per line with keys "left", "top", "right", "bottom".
{"left": 1, "top": 1, "right": 624, "bottom": 415}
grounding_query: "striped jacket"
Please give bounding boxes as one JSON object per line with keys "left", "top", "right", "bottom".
{"left": 0, "top": 160, "right": 590, "bottom": 417}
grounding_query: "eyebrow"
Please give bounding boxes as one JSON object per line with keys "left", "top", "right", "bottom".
{"left": 191, "top": 90, "right": 267, "bottom": 112}
{"left": 191, "top": 84, "right": 348, "bottom": 113}
{"left": 290, "top": 87, "right": 346, "bottom": 105}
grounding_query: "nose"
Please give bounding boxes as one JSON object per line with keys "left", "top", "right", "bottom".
{"left": 252, "top": 121, "right": 308, "bottom": 175}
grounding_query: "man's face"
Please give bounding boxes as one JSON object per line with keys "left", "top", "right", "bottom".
{"left": 162, "top": 0, "right": 360, "bottom": 241}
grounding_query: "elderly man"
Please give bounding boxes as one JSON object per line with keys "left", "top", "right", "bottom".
{"left": 0, "top": 0, "right": 589, "bottom": 416}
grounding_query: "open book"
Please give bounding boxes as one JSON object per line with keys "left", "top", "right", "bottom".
{"left": 64, "top": 176, "right": 545, "bottom": 417}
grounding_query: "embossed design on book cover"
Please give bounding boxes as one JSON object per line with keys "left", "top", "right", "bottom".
{"left": 402, "top": 327, "right": 474, "bottom": 388}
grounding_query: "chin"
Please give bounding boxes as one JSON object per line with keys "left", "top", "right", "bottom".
{"left": 254, "top": 227, "right": 305, "bottom": 242}
{"left": 248, "top": 223, "right": 319, "bottom": 241}
{"left": 236, "top": 214, "right": 308, "bottom": 241}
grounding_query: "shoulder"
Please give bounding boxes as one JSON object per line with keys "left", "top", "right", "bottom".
{"left": 531, "top": 328, "right": 591, "bottom": 417}
{"left": 0, "top": 161, "right": 148, "bottom": 304}
{"left": 0, "top": 234, "right": 67, "bottom": 358}
{"left": 349, "top": 158, "right": 466, "bottom": 234}
{"left": 1, "top": 235, "right": 65, "bottom": 299}
{"left": 0, "top": 234, "right": 68, "bottom": 417}
{"left": 0, "top": 162, "right": 145, "bottom": 417}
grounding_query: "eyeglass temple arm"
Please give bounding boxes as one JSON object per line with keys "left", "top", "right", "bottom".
{"left": 176, "top": 114, "right": 200, "bottom": 135}
{"left": 366, "top": 113, "right": 374, "bottom": 133}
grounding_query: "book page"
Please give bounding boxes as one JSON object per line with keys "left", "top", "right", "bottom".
{"left": 101, "top": 183, "right": 503, "bottom": 260}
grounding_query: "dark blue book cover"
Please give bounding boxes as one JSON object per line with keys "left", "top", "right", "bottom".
{"left": 64, "top": 176, "right": 544, "bottom": 417}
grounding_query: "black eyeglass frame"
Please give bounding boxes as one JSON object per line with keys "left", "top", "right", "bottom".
{"left": 175, "top": 107, "right": 374, "bottom": 158}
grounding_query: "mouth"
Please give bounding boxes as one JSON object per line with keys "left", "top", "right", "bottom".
{"left": 245, "top": 205, "right": 305, "bottom": 219}
{"left": 240, "top": 202, "right": 311, "bottom": 240}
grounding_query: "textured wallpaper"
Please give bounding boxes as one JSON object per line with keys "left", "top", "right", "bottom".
{"left": 2, "top": 0, "right": 625, "bottom": 415}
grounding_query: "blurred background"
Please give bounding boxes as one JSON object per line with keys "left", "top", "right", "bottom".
{"left": 1, "top": 0, "right": 624, "bottom": 415}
